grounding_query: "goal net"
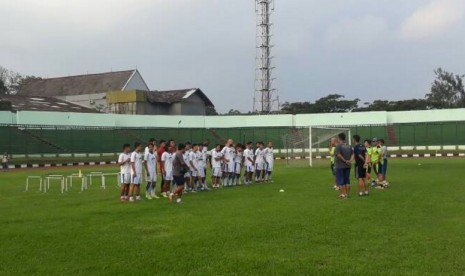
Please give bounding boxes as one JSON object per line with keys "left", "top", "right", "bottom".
{"left": 281, "top": 127, "right": 351, "bottom": 167}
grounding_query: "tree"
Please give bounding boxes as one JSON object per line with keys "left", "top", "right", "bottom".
{"left": 205, "top": 105, "right": 219, "bottom": 116}
{"left": 0, "top": 65, "right": 41, "bottom": 95}
{"left": 281, "top": 94, "right": 359, "bottom": 114}
{"left": 0, "top": 79, "right": 7, "bottom": 95}
{"left": 426, "top": 68, "right": 465, "bottom": 109}
{"left": 354, "top": 99, "right": 429, "bottom": 112}
{"left": 227, "top": 109, "right": 242, "bottom": 115}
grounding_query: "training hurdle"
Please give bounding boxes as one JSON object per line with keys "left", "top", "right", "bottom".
{"left": 66, "top": 174, "right": 88, "bottom": 192}
{"left": 45, "top": 175, "right": 66, "bottom": 193}
{"left": 87, "top": 172, "right": 120, "bottom": 189}
{"left": 26, "top": 176, "right": 43, "bottom": 192}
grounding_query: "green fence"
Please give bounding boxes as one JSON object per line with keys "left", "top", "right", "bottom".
{"left": 1, "top": 122, "right": 465, "bottom": 155}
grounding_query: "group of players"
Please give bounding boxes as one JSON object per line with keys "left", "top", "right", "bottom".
{"left": 330, "top": 133, "right": 389, "bottom": 199}
{"left": 117, "top": 138, "right": 274, "bottom": 203}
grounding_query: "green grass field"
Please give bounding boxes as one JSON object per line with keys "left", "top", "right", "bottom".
{"left": 1, "top": 159, "right": 465, "bottom": 275}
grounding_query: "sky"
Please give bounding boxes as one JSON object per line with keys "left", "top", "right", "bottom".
{"left": 1, "top": 0, "right": 465, "bottom": 112}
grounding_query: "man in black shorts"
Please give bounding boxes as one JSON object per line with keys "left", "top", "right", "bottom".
{"left": 334, "top": 133, "right": 353, "bottom": 199}
{"left": 170, "top": 144, "right": 190, "bottom": 204}
{"left": 352, "top": 135, "right": 368, "bottom": 196}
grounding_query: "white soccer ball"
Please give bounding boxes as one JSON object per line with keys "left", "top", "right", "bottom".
{"left": 418, "top": 163, "right": 422, "bottom": 166}
{"left": 279, "top": 189, "right": 285, "bottom": 192}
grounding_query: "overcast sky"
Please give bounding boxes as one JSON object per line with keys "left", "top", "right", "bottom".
{"left": 1, "top": 0, "right": 465, "bottom": 112}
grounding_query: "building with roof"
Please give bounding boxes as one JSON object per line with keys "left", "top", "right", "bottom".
{"left": 107, "top": 88, "right": 214, "bottom": 115}
{"left": 17, "top": 69, "right": 215, "bottom": 115}
{"left": 0, "top": 95, "right": 99, "bottom": 113}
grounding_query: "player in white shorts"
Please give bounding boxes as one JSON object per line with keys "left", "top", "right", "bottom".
{"left": 129, "top": 142, "right": 143, "bottom": 202}
{"left": 254, "top": 142, "right": 265, "bottom": 182}
{"left": 264, "top": 141, "right": 274, "bottom": 182}
{"left": 183, "top": 143, "right": 195, "bottom": 193}
{"left": 211, "top": 144, "right": 223, "bottom": 188}
{"left": 118, "top": 143, "right": 131, "bottom": 201}
{"left": 198, "top": 144, "right": 209, "bottom": 189}
{"left": 221, "top": 139, "right": 235, "bottom": 187}
{"left": 161, "top": 146, "right": 175, "bottom": 197}
{"left": 144, "top": 143, "right": 158, "bottom": 200}
{"left": 233, "top": 144, "right": 244, "bottom": 185}
{"left": 194, "top": 144, "right": 208, "bottom": 190}
{"left": 243, "top": 142, "right": 255, "bottom": 184}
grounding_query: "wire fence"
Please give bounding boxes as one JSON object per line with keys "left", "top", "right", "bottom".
{"left": 1, "top": 121, "right": 465, "bottom": 155}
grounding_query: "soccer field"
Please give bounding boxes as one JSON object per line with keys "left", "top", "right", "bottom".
{"left": 1, "top": 159, "right": 464, "bottom": 275}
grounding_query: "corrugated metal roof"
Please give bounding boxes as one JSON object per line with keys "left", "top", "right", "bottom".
{"left": 18, "top": 70, "right": 136, "bottom": 97}
{"left": 145, "top": 88, "right": 214, "bottom": 107}
{"left": 0, "top": 95, "right": 100, "bottom": 113}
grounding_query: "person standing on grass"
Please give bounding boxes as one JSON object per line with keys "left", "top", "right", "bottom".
{"left": 334, "top": 133, "right": 353, "bottom": 199}
{"left": 243, "top": 142, "right": 255, "bottom": 184}
{"left": 379, "top": 139, "right": 389, "bottom": 188}
{"left": 364, "top": 139, "right": 373, "bottom": 186}
{"left": 198, "top": 143, "right": 209, "bottom": 189}
{"left": 118, "top": 144, "right": 131, "bottom": 201}
{"left": 370, "top": 138, "right": 383, "bottom": 188}
{"left": 264, "top": 141, "right": 274, "bottom": 182}
{"left": 211, "top": 144, "right": 223, "bottom": 188}
{"left": 129, "top": 142, "right": 143, "bottom": 202}
{"left": 161, "top": 146, "right": 175, "bottom": 198}
{"left": 233, "top": 144, "right": 244, "bottom": 185}
{"left": 170, "top": 144, "right": 190, "bottom": 203}
{"left": 329, "top": 137, "right": 338, "bottom": 190}
{"left": 144, "top": 143, "right": 159, "bottom": 200}
{"left": 157, "top": 140, "right": 166, "bottom": 193}
{"left": 254, "top": 142, "right": 265, "bottom": 182}
{"left": 221, "top": 139, "right": 235, "bottom": 187}
{"left": 352, "top": 135, "right": 368, "bottom": 197}
{"left": 2, "top": 152, "right": 9, "bottom": 172}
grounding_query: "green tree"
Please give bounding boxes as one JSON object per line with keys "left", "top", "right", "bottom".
{"left": 281, "top": 94, "right": 359, "bottom": 114}
{"left": 0, "top": 79, "right": 7, "bottom": 95}
{"left": 426, "top": 68, "right": 465, "bottom": 109}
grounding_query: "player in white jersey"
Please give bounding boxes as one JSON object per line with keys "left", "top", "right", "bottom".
{"left": 161, "top": 146, "right": 175, "bottom": 197}
{"left": 129, "top": 142, "right": 143, "bottom": 202}
{"left": 243, "top": 142, "right": 255, "bottom": 184}
{"left": 211, "top": 144, "right": 223, "bottom": 188}
{"left": 254, "top": 142, "right": 265, "bottom": 182}
{"left": 233, "top": 144, "right": 244, "bottom": 185}
{"left": 198, "top": 144, "right": 208, "bottom": 189}
{"left": 220, "top": 139, "right": 235, "bottom": 187}
{"left": 144, "top": 143, "right": 159, "bottom": 200}
{"left": 144, "top": 138, "right": 156, "bottom": 155}
{"left": 118, "top": 144, "right": 131, "bottom": 201}
{"left": 264, "top": 141, "right": 274, "bottom": 182}
{"left": 189, "top": 144, "right": 202, "bottom": 190}
{"left": 183, "top": 143, "right": 195, "bottom": 193}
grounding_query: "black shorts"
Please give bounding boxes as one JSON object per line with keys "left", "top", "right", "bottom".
{"left": 173, "top": 175, "right": 185, "bottom": 186}
{"left": 330, "top": 163, "right": 335, "bottom": 176}
{"left": 355, "top": 164, "right": 366, "bottom": 179}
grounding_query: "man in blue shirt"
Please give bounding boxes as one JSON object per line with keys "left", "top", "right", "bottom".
{"left": 352, "top": 135, "right": 368, "bottom": 196}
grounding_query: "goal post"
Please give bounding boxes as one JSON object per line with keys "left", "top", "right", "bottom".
{"left": 282, "top": 126, "right": 351, "bottom": 167}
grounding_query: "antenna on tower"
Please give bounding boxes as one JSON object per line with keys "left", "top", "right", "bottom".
{"left": 254, "top": 0, "right": 279, "bottom": 114}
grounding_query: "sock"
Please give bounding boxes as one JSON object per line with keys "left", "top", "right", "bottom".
{"left": 146, "top": 182, "right": 151, "bottom": 194}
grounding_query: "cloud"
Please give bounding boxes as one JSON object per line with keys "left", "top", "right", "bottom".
{"left": 324, "top": 15, "right": 389, "bottom": 51}
{"left": 401, "top": 0, "right": 465, "bottom": 40}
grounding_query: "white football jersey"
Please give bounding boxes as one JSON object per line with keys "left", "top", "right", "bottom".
{"left": 243, "top": 149, "right": 254, "bottom": 166}
{"left": 221, "top": 146, "right": 235, "bottom": 163}
{"left": 118, "top": 153, "right": 131, "bottom": 174}
{"left": 199, "top": 148, "right": 207, "bottom": 167}
{"left": 234, "top": 151, "right": 243, "bottom": 163}
{"left": 130, "top": 151, "right": 143, "bottom": 175}
{"left": 264, "top": 147, "right": 274, "bottom": 163}
{"left": 144, "top": 151, "right": 157, "bottom": 173}
{"left": 211, "top": 149, "right": 223, "bottom": 168}
{"left": 255, "top": 148, "right": 265, "bottom": 164}
{"left": 162, "top": 152, "right": 174, "bottom": 172}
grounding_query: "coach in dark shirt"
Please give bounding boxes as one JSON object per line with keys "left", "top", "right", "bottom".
{"left": 170, "top": 144, "right": 190, "bottom": 203}
{"left": 334, "top": 133, "right": 353, "bottom": 199}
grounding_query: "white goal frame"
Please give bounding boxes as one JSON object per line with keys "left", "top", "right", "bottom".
{"left": 308, "top": 126, "right": 351, "bottom": 167}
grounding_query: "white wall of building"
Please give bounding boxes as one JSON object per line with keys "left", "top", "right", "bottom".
{"left": 3, "top": 108, "right": 465, "bottom": 128}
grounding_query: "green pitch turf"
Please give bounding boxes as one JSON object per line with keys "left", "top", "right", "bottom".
{"left": 1, "top": 159, "right": 465, "bottom": 275}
